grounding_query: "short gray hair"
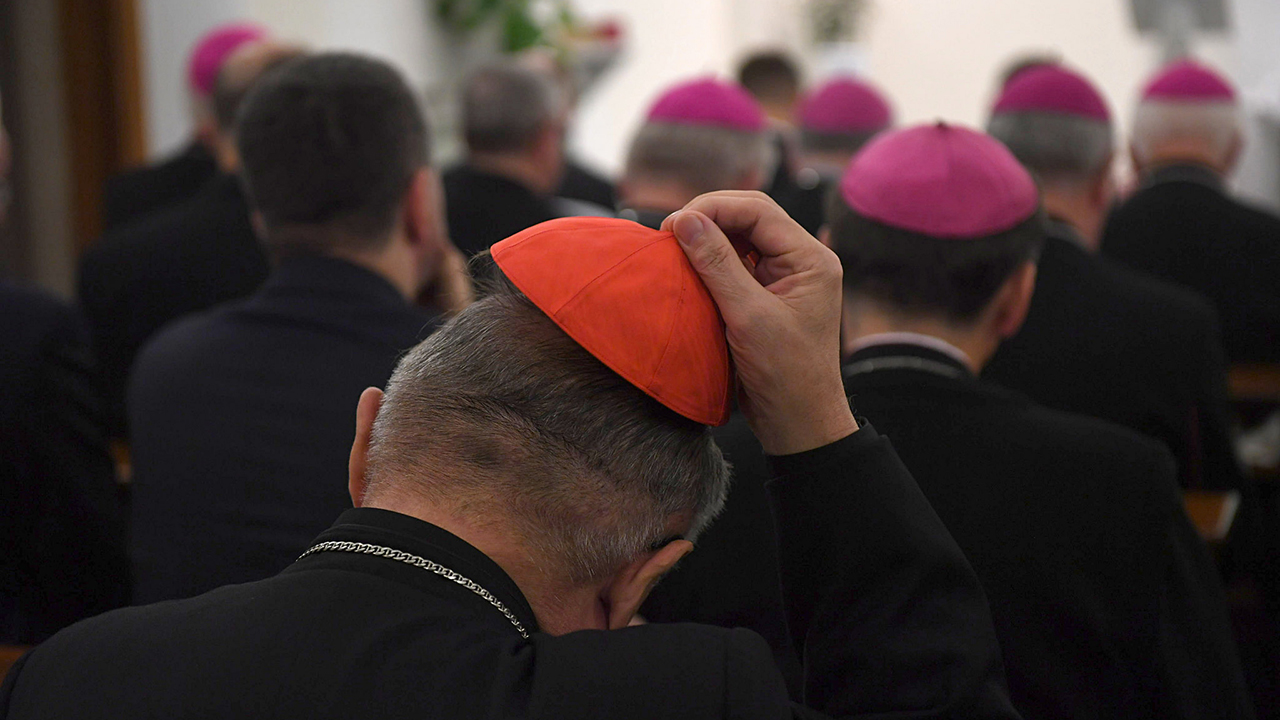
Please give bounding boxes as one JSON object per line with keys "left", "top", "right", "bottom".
{"left": 987, "top": 111, "right": 1113, "bottom": 187}
{"left": 624, "top": 121, "right": 770, "bottom": 196}
{"left": 1131, "top": 100, "right": 1240, "bottom": 167}
{"left": 463, "top": 62, "right": 564, "bottom": 154}
{"left": 366, "top": 269, "right": 730, "bottom": 584}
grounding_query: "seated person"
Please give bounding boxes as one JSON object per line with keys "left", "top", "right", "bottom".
{"left": 0, "top": 184, "right": 1018, "bottom": 717}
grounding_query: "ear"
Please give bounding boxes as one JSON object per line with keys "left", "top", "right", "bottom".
{"left": 1128, "top": 144, "right": 1145, "bottom": 179}
{"left": 348, "top": 387, "right": 385, "bottom": 506}
{"left": 1090, "top": 152, "right": 1116, "bottom": 208}
{"left": 1223, "top": 132, "right": 1243, "bottom": 176}
{"left": 817, "top": 225, "right": 833, "bottom": 249}
{"left": 992, "top": 261, "right": 1037, "bottom": 340}
{"left": 403, "top": 167, "right": 440, "bottom": 251}
{"left": 600, "top": 539, "right": 694, "bottom": 630}
{"left": 738, "top": 166, "right": 766, "bottom": 192}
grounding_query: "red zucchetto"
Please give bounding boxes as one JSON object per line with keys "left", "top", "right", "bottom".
{"left": 188, "top": 23, "right": 269, "bottom": 96}
{"left": 840, "top": 122, "right": 1039, "bottom": 239}
{"left": 645, "top": 77, "right": 767, "bottom": 132}
{"left": 1141, "top": 59, "right": 1236, "bottom": 103}
{"left": 491, "top": 217, "right": 732, "bottom": 426}
{"left": 992, "top": 65, "right": 1110, "bottom": 121}
{"left": 798, "top": 77, "right": 894, "bottom": 134}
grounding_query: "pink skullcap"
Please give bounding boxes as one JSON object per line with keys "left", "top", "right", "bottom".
{"left": 798, "top": 77, "right": 893, "bottom": 133}
{"left": 646, "top": 77, "right": 766, "bottom": 132}
{"left": 993, "top": 65, "right": 1110, "bottom": 121}
{"left": 1141, "top": 59, "right": 1236, "bottom": 102}
{"left": 187, "top": 23, "right": 270, "bottom": 96}
{"left": 840, "top": 122, "right": 1039, "bottom": 239}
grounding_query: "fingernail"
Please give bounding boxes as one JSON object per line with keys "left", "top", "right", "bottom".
{"left": 673, "top": 213, "right": 705, "bottom": 247}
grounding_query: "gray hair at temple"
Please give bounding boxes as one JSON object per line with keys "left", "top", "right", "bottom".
{"left": 1131, "top": 100, "right": 1241, "bottom": 168}
{"left": 987, "top": 111, "right": 1114, "bottom": 187}
{"left": 364, "top": 269, "right": 730, "bottom": 584}
{"left": 462, "top": 62, "right": 566, "bottom": 154}
{"left": 624, "top": 121, "right": 771, "bottom": 196}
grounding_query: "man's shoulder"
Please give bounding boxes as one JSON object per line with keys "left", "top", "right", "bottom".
{"left": 130, "top": 302, "right": 249, "bottom": 377}
{"left": 0, "top": 283, "right": 81, "bottom": 368}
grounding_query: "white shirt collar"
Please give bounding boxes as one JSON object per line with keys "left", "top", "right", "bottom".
{"left": 847, "top": 332, "right": 973, "bottom": 368}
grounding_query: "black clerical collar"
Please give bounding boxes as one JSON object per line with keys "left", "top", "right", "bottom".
{"left": 298, "top": 507, "right": 540, "bottom": 635}
{"left": 1143, "top": 163, "right": 1225, "bottom": 193}
{"left": 843, "top": 339, "right": 974, "bottom": 382}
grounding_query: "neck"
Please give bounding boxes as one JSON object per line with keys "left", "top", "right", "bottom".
{"left": 1040, "top": 188, "right": 1102, "bottom": 251}
{"left": 841, "top": 299, "right": 995, "bottom": 373}
{"left": 469, "top": 152, "right": 554, "bottom": 196}
{"left": 327, "top": 237, "right": 421, "bottom": 302}
{"left": 1141, "top": 145, "right": 1229, "bottom": 179}
{"left": 363, "top": 489, "right": 607, "bottom": 635}
{"left": 618, "top": 179, "right": 698, "bottom": 216}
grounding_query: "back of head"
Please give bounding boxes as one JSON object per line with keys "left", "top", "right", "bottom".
{"left": 828, "top": 123, "right": 1043, "bottom": 323}
{"left": 737, "top": 51, "right": 801, "bottom": 111}
{"left": 462, "top": 62, "right": 564, "bottom": 155}
{"left": 211, "top": 41, "right": 306, "bottom": 133}
{"left": 236, "top": 52, "right": 430, "bottom": 256}
{"left": 987, "top": 65, "right": 1113, "bottom": 188}
{"left": 366, "top": 268, "right": 729, "bottom": 584}
{"left": 1132, "top": 59, "right": 1240, "bottom": 171}
{"left": 624, "top": 78, "right": 769, "bottom": 197}
{"left": 797, "top": 76, "right": 894, "bottom": 156}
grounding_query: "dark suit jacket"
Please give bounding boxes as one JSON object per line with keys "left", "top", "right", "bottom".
{"left": 101, "top": 141, "right": 217, "bottom": 232}
{"left": 1102, "top": 164, "right": 1280, "bottom": 363}
{"left": 0, "top": 284, "right": 127, "bottom": 643}
{"left": 984, "top": 223, "right": 1245, "bottom": 491}
{"left": 648, "top": 343, "right": 1252, "bottom": 719}
{"left": 771, "top": 172, "right": 834, "bottom": 237}
{"left": 78, "top": 173, "right": 270, "bottom": 436}
{"left": 1, "top": 428, "right": 1018, "bottom": 719}
{"left": 127, "top": 255, "right": 439, "bottom": 604}
{"left": 557, "top": 158, "right": 617, "bottom": 209}
{"left": 444, "top": 164, "right": 560, "bottom": 256}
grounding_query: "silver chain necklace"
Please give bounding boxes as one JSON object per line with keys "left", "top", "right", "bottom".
{"left": 298, "top": 540, "right": 530, "bottom": 639}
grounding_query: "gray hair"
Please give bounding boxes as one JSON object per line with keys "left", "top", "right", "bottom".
{"left": 366, "top": 270, "right": 730, "bottom": 584}
{"left": 623, "top": 121, "right": 770, "bottom": 196}
{"left": 1131, "top": 100, "right": 1240, "bottom": 167}
{"left": 987, "top": 111, "right": 1114, "bottom": 187}
{"left": 463, "top": 62, "right": 564, "bottom": 154}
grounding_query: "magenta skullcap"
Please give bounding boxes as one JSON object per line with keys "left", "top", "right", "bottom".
{"left": 646, "top": 77, "right": 766, "bottom": 132}
{"left": 1142, "top": 59, "right": 1236, "bottom": 102}
{"left": 798, "top": 76, "right": 893, "bottom": 134}
{"left": 992, "top": 65, "right": 1110, "bottom": 121}
{"left": 840, "top": 122, "right": 1039, "bottom": 239}
{"left": 187, "top": 23, "right": 270, "bottom": 96}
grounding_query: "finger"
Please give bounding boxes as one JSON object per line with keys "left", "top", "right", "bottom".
{"left": 678, "top": 193, "right": 818, "bottom": 259}
{"left": 671, "top": 211, "right": 766, "bottom": 316}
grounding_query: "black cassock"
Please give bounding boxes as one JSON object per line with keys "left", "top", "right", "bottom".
{"left": 645, "top": 343, "right": 1253, "bottom": 720}
{"left": 78, "top": 173, "right": 270, "bottom": 436}
{"left": 1, "top": 428, "right": 1018, "bottom": 720}
{"left": 984, "top": 220, "right": 1245, "bottom": 492}
{"left": 0, "top": 284, "right": 127, "bottom": 643}
{"left": 127, "top": 255, "right": 439, "bottom": 604}
{"left": 1102, "top": 164, "right": 1280, "bottom": 363}
{"left": 101, "top": 141, "right": 218, "bottom": 232}
{"left": 444, "top": 164, "right": 560, "bottom": 257}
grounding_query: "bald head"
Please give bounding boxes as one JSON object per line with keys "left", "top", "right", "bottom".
{"left": 213, "top": 41, "right": 307, "bottom": 133}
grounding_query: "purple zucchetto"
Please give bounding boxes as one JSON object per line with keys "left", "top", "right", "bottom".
{"left": 798, "top": 77, "right": 893, "bottom": 134}
{"left": 645, "top": 78, "right": 767, "bottom": 132}
{"left": 840, "top": 123, "right": 1039, "bottom": 239}
{"left": 187, "top": 23, "right": 270, "bottom": 96}
{"left": 1141, "top": 59, "right": 1236, "bottom": 103}
{"left": 992, "top": 65, "right": 1110, "bottom": 122}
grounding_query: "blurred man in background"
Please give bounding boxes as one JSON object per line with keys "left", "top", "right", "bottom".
{"left": 617, "top": 78, "right": 769, "bottom": 229}
{"left": 78, "top": 40, "right": 304, "bottom": 438}
{"left": 738, "top": 51, "right": 801, "bottom": 201}
{"left": 445, "top": 62, "right": 570, "bottom": 256}
{"left": 0, "top": 89, "right": 127, "bottom": 643}
{"left": 127, "top": 53, "right": 462, "bottom": 604}
{"left": 101, "top": 23, "right": 267, "bottom": 232}
{"left": 983, "top": 64, "right": 1245, "bottom": 494}
{"left": 1104, "top": 59, "right": 1280, "bottom": 363}
{"left": 772, "top": 75, "right": 893, "bottom": 235}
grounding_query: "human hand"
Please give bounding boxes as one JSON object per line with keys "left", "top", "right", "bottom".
{"left": 664, "top": 191, "right": 857, "bottom": 455}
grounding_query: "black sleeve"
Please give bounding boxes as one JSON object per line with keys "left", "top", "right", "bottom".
{"left": 767, "top": 426, "right": 1019, "bottom": 720}
{"left": 22, "top": 305, "right": 129, "bottom": 636}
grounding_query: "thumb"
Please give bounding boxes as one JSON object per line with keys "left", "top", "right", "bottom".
{"left": 671, "top": 211, "right": 760, "bottom": 315}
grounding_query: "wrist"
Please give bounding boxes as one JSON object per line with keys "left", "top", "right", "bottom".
{"left": 750, "top": 393, "right": 859, "bottom": 456}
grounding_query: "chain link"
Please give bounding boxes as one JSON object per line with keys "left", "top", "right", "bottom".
{"left": 299, "top": 540, "right": 530, "bottom": 639}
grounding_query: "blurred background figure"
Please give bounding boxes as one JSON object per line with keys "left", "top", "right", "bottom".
{"left": 100, "top": 22, "right": 266, "bottom": 233}
{"left": 77, "top": 39, "right": 305, "bottom": 439}
{"left": 772, "top": 75, "right": 893, "bottom": 234}
{"left": 128, "top": 53, "right": 461, "bottom": 604}
{"left": 445, "top": 62, "right": 574, "bottom": 257}
{"left": 1104, "top": 59, "right": 1280, "bottom": 365}
{"left": 0, "top": 89, "right": 127, "bottom": 644}
{"left": 737, "top": 51, "right": 802, "bottom": 202}
{"left": 617, "top": 78, "right": 769, "bottom": 228}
